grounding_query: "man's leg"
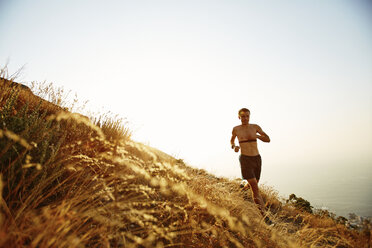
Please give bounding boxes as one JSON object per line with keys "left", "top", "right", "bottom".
{"left": 247, "top": 178, "right": 265, "bottom": 214}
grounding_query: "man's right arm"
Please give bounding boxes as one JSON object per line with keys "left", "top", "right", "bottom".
{"left": 230, "top": 128, "right": 236, "bottom": 148}
{"left": 230, "top": 128, "right": 240, "bottom": 152}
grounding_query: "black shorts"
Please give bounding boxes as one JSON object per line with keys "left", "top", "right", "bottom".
{"left": 239, "top": 154, "right": 262, "bottom": 181}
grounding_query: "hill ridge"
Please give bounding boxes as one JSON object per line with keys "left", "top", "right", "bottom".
{"left": 0, "top": 77, "right": 369, "bottom": 247}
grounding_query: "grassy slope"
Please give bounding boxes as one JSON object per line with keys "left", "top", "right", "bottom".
{"left": 0, "top": 77, "right": 370, "bottom": 248}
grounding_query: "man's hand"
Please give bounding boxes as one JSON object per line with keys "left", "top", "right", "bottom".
{"left": 234, "top": 146, "right": 240, "bottom": 153}
{"left": 256, "top": 134, "right": 270, "bottom": 143}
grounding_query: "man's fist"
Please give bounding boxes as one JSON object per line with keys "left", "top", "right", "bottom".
{"left": 234, "top": 146, "right": 240, "bottom": 153}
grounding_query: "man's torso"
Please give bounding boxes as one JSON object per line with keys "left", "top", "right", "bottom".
{"left": 234, "top": 124, "right": 259, "bottom": 156}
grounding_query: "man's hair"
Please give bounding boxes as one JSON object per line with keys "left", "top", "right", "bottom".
{"left": 238, "top": 108, "right": 250, "bottom": 116}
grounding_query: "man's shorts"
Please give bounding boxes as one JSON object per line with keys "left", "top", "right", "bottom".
{"left": 239, "top": 154, "right": 262, "bottom": 181}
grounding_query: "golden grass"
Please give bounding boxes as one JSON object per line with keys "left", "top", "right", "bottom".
{"left": 0, "top": 76, "right": 370, "bottom": 247}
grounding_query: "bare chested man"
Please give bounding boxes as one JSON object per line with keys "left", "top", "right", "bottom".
{"left": 230, "top": 108, "right": 270, "bottom": 216}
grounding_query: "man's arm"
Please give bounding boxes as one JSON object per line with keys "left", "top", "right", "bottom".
{"left": 230, "top": 128, "right": 237, "bottom": 148}
{"left": 256, "top": 125, "right": 270, "bottom": 143}
{"left": 230, "top": 128, "right": 240, "bottom": 152}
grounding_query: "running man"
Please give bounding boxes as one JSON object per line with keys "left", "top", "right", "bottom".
{"left": 230, "top": 108, "right": 270, "bottom": 216}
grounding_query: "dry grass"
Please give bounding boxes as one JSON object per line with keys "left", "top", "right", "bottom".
{"left": 0, "top": 75, "right": 370, "bottom": 247}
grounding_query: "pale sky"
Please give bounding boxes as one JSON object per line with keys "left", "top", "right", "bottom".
{"left": 1, "top": 0, "right": 371, "bottom": 214}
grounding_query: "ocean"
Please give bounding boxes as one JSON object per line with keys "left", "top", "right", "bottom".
{"left": 263, "top": 162, "right": 372, "bottom": 218}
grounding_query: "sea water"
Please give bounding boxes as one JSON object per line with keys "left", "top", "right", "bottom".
{"left": 263, "top": 162, "right": 372, "bottom": 218}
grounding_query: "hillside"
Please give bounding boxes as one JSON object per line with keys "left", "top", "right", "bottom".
{"left": 0, "top": 76, "right": 370, "bottom": 247}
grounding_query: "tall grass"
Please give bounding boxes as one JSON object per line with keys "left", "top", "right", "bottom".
{"left": 0, "top": 76, "right": 370, "bottom": 247}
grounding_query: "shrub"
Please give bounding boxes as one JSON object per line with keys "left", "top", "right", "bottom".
{"left": 286, "top": 193, "right": 313, "bottom": 213}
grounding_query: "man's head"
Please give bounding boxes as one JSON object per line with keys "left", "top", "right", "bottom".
{"left": 238, "top": 108, "right": 250, "bottom": 125}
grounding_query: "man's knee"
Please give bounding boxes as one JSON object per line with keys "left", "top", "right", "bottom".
{"left": 247, "top": 178, "right": 259, "bottom": 193}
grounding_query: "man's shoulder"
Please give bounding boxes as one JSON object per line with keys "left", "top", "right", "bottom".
{"left": 250, "top": 124, "right": 264, "bottom": 132}
{"left": 232, "top": 125, "right": 241, "bottom": 134}
{"left": 233, "top": 125, "right": 242, "bottom": 130}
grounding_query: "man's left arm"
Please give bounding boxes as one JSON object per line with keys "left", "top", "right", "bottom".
{"left": 256, "top": 125, "right": 270, "bottom": 143}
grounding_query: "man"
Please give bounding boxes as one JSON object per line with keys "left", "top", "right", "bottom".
{"left": 230, "top": 108, "right": 270, "bottom": 217}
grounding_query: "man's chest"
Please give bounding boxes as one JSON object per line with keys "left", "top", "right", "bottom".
{"left": 236, "top": 126, "right": 257, "bottom": 140}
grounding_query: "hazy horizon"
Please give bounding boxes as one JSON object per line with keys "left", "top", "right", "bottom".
{"left": 1, "top": 0, "right": 371, "bottom": 217}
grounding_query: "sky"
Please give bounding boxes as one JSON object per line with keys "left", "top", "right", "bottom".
{"left": 1, "top": 0, "right": 371, "bottom": 216}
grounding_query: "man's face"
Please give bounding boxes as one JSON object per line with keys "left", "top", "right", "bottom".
{"left": 239, "top": 111, "right": 250, "bottom": 125}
